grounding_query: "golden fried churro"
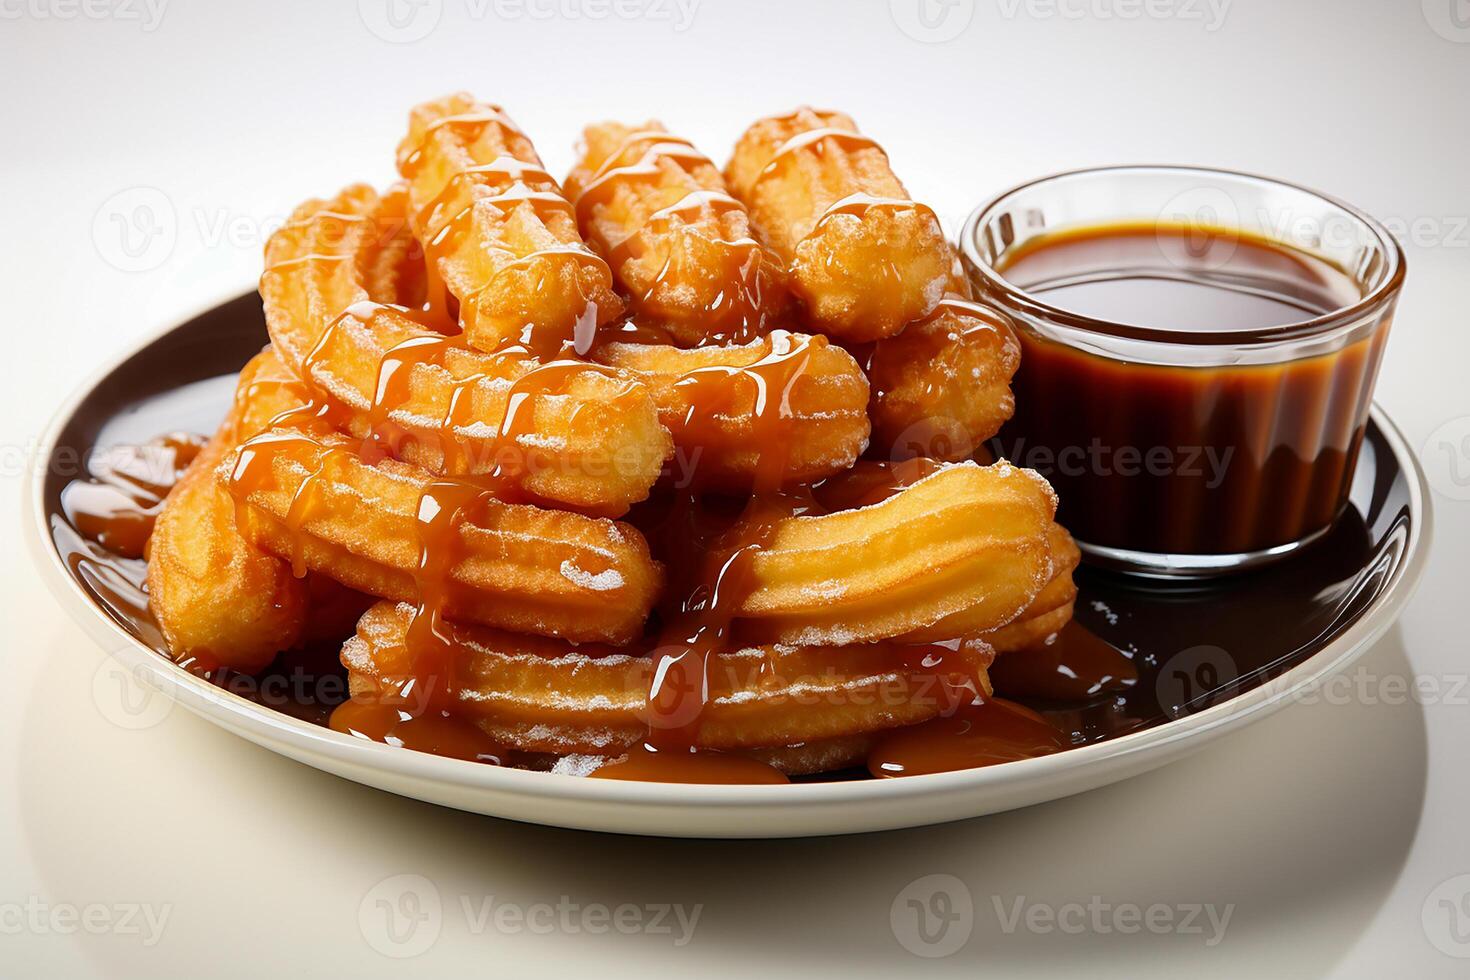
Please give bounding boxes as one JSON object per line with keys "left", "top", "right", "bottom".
{"left": 738, "top": 461, "right": 1057, "bottom": 645}
{"left": 861, "top": 296, "right": 1021, "bottom": 461}
{"left": 983, "top": 523, "right": 1080, "bottom": 653}
{"left": 725, "top": 108, "right": 950, "bottom": 342}
{"left": 221, "top": 429, "right": 662, "bottom": 645}
{"left": 147, "top": 354, "right": 308, "bottom": 671}
{"left": 907, "top": 519, "right": 1076, "bottom": 645}
{"left": 260, "top": 184, "right": 670, "bottom": 515}
{"left": 566, "top": 121, "right": 784, "bottom": 345}
{"left": 340, "top": 601, "right": 993, "bottom": 754}
{"left": 594, "top": 329, "right": 870, "bottom": 487}
{"left": 398, "top": 93, "right": 623, "bottom": 353}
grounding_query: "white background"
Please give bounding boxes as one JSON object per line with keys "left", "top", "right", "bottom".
{"left": 3, "top": 0, "right": 1469, "bottom": 974}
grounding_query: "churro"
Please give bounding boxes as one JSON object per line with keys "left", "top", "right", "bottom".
{"left": 861, "top": 296, "right": 1021, "bottom": 461}
{"left": 147, "top": 352, "right": 309, "bottom": 671}
{"left": 341, "top": 600, "right": 993, "bottom": 755}
{"left": 594, "top": 329, "right": 870, "bottom": 488}
{"left": 221, "top": 428, "right": 662, "bottom": 645}
{"left": 983, "top": 523, "right": 1080, "bottom": 654}
{"left": 260, "top": 183, "right": 671, "bottom": 515}
{"left": 566, "top": 121, "right": 784, "bottom": 345}
{"left": 736, "top": 460, "right": 1058, "bottom": 645}
{"left": 397, "top": 93, "right": 623, "bottom": 353}
{"left": 725, "top": 108, "right": 950, "bottom": 341}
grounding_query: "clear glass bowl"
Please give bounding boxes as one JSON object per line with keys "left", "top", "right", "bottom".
{"left": 960, "top": 165, "right": 1405, "bottom": 577}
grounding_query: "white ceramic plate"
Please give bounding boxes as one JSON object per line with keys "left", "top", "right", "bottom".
{"left": 25, "top": 294, "right": 1433, "bottom": 838}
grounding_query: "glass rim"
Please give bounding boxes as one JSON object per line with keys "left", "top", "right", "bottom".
{"left": 959, "top": 164, "right": 1407, "bottom": 347}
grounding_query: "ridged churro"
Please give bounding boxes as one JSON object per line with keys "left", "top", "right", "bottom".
{"left": 147, "top": 353, "right": 309, "bottom": 671}
{"left": 342, "top": 600, "right": 994, "bottom": 755}
{"left": 566, "top": 121, "right": 784, "bottom": 345}
{"left": 725, "top": 108, "right": 950, "bottom": 342}
{"left": 983, "top": 523, "right": 1080, "bottom": 653}
{"left": 861, "top": 296, "right": 1021, "bottom": 461}
{"left": 260, "top": 184, "right": 671, "bottom": 515}
{"left": 220, "top": 429, "right": 662, "bottom": 645}
{"left": 594, "top": 329, "right": 871, "bottom": 488}
{"left": 397, "top": 93, "right": 623, "bottom": 353}
{"left": 737, "top": 461, "right": 1058, "bottom": 645}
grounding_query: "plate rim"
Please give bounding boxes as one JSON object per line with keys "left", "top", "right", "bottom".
{"left": 23, "top": 291, "right": 1436, "bottom": 816}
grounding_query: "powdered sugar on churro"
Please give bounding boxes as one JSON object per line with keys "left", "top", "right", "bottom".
{"left": 551, "top": 754, "right": 607, "bottom": 777}
{"left": 560, "top": 560, "right": 624, "bottom": 592}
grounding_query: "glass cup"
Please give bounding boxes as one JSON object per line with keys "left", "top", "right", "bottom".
{"left": 960, "top": 165, "right": 1405, "bottom": 577}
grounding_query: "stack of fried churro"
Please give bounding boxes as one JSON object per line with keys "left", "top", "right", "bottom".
{"left": 146, "top": 95, "right": 1071, "bottom": 781}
